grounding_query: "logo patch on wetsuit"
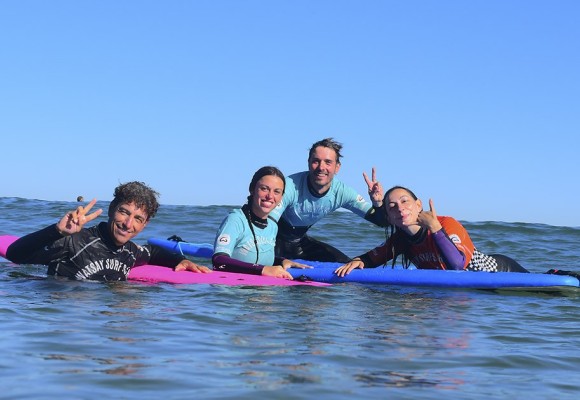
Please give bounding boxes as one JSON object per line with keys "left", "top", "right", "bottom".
{"left": 356, "top": 195, "right": 365, "bottom": 203}
{"left": 217, "top": 234, "right": 230, "bottom": 245}
{"left": 449, "top": 234, "right": 461, "bottom": 244}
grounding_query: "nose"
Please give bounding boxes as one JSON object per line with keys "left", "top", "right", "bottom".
{"left": 121, "top": 214, "right": 134, "bottom": 229}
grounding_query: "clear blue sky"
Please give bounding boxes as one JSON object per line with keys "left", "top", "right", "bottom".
{"left": 1, "top": 1, "right": 578, "bottom": 227}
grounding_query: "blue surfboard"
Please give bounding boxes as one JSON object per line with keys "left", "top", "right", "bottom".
{"left": 288, "top": 260, "right": 580, "bottom": 290}
{"left": 148, "top": 237, "right": 214, "bottom": 258}
{"left": 147, "top": 238, "right": 579, "bottom": 291}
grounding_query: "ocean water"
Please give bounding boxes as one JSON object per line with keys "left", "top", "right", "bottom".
{"left": 0, "top": 197, "right": 579, "bottom": 399}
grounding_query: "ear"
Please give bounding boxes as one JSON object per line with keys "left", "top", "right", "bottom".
{"left": 416, "top": 198, "right": 423, "bottom": 211}
{"left": 335, "top": 162, "right": 341, "bottom": 174}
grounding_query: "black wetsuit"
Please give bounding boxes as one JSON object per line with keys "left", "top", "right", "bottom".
{"left": 6, "top": 222, "right": 185, "bottom": 281}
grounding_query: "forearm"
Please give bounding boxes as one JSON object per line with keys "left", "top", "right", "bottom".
{"left": 364, "top": 206, "right": 388, "bottom": 227}
{"left": 212, "top": 253, "right": 264, "bottom": 275}
{"left": 6, "top": 224, "right": 62, "bottom": 263}
{"left": 352, "top": 252, "right": 379, "bottom": 269}
{"left": 148, "top": 245, "right": 186, "bottom": 269}
{"left": 432, "top": 229, "right": 465, "bottom": 270}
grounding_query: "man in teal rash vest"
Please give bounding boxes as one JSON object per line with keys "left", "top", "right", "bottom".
{"left": 269, "top": 138, "right": 388, "bottom": 263}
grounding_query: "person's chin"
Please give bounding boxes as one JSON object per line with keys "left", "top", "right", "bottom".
{"left": 113, "top": 230, "right": 133, "bottom": 245}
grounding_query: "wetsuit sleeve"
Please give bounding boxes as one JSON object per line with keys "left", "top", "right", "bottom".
{"left": 5, "top": 224, "right": 63, "bottom": 264}
{"left": 364, "top": 205, "right": 388, "bottom": 228}
{"left": 212, "top": 253, "right": 264, "bottom": 275}
{"left": 354, "top": 240, "right": 393, "bottom": 268}
{"left": 431, "top": 229, "right": 465, "bottom": 270}
{"left": 146, "top": 244, "right": 187, "bottom": 269}
{"left": 437, "top": 216, "right": 475, "bottom": 268}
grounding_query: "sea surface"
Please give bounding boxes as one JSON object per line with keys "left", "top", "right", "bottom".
{"left": 1, "top": 197, "right": 579, "bottom": 399}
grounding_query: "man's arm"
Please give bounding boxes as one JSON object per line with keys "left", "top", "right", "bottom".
{"left": 6, "top": 224, "right": 62, "bottom": 263}
{"left": 364, "top": 206, "right": 389, "bottom": 227}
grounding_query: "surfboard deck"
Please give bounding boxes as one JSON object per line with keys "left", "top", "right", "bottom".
{"left": 0, "top": 235, "right": 328, "bottom": 287}
{"left": 288, "top": 260, "right": 580, "bottom": 290}
{"left": 148, "top": 237, "right": 214, "bottom": 258}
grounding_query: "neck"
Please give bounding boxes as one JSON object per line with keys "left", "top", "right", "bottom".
{"left": 243, "top": 204, "right": 268, "bottom": 228}
{"left": 307, "top": 176, "right": 331, "bottom": 196}
{"left": 402, "top": 224, "right": 421, "bottom": 236}
{"left": 251, "top": 205, "right": 268, "bottom": 219}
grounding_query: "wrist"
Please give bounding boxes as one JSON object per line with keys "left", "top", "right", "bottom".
{"left": 54, "top": 223, "right": 64, "bottom": 236}
{"left": 431, "top": 227, "right": 443, "bottom": 235}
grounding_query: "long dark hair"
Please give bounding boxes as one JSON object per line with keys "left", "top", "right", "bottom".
{"left": 243, "top": 166, "right": 286, "bottom": 263}
{"left": 382, "top": 185, "right": 420, "bottom": 269}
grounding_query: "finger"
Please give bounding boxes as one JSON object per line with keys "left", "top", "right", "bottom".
{"left": 371, "top": 166, "right": 377, "bottom": 182}
{"left": 429, "top": 198, "right": 437, "bottom": 218}
{"left": 291, "top": 262, "right": 312, "bottom": 269}
{"left": 363, "top": 171, "right": 371, "bottom": 187}
{"left": 84, "top": 209, "right": 103, "bottom": 223}
{"left": 82, "top": 199, "right": 98, "bottom": 215}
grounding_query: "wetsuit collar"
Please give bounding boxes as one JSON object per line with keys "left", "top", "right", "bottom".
{"left": 97, "top": 221, "right": 123, "bottom": 249}
{"left": 242, "top": 204, "right": 268, "bottom": 229}
{"left": 307, "top": 176, "right": 331, "bottom": 198}
{"left": 404, "top": 227, "right": 428, "bottom": 244}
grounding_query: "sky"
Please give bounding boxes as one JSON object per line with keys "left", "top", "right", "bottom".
{"left": 1, "top": 1, "right": 579, "bottom": 227}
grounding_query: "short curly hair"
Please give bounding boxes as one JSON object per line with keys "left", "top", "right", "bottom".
{"left": 108, "top": 181, "right": 160, "bottom": 220}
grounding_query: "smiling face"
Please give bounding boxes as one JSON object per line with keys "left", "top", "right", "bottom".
{"left": 308, "top": 146, "right": 341, "bottom": 193}
{"left": 385, "top": 188, "right": 423, "bottom": 231}
{"left": 251, "top": 175, "right": 285, "bottom": 219}
{"left": 107, "top": 202, "right": 149, "bottom": 246}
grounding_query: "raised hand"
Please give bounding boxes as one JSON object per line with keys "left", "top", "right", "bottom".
{"left": 363, "top": 166, "right": 383, "bottom": 206}
{"left": 56, "top": 199, "right": 103, "bottom": 235}
{"left": 417, "top": 198, "right": 442, "bottom": 233}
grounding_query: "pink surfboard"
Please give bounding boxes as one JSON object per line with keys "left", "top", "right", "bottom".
{"left": 0, "top": 235, "right": 328, "bottom": 287}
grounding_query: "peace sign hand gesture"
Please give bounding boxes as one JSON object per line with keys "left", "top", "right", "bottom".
{"left": 56, "top": 199, "right": 103, "bottom": 236}
{"left": 363, "top": 166, "right": 383, "bottom": 207}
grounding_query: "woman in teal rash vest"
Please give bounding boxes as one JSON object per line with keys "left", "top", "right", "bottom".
{"left": 212, "top": 166, "right": 311, "bottom": 279}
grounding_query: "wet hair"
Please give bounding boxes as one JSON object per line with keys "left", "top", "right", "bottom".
{"left": 246, "top": 166, "right": 286, "bottom": 205}
{"left": 382, "top": 185, "right": 420, "bottom": 269}
{"left": 384, "top": 185, "right": 419, "bottom": 204}
{"left": 308, "top": 137, "right": 343, "bottom": 164}
{"left": 108, "top": 181, "right": 160, "bottom": 221}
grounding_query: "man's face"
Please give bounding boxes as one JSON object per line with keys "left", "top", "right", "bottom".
{"left": 108, "top": 202, "right": 149, "bottom": 246}
{"left": 308, "top": 146, "right": 341, "bottom": 193}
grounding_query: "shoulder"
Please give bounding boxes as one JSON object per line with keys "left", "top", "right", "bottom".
{"left": 438, "top": 216, "right": 462, "bottom": 225}
{"left": 438, "top": 216, "right": 467, "bottom": 232}
{"left": 218, "top": 208, "right": 247, "bottom": 230}
{"left": 286, "top": 172, "right": 307, "bottom": 188}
